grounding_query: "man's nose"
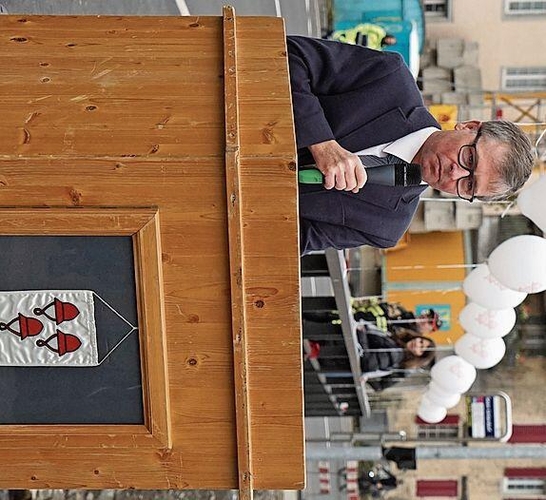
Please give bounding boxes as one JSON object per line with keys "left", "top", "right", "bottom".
{"left": 450, "top": 162, "right": 468, "bottom": 180}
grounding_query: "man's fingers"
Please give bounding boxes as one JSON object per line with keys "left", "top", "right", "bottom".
{"left": 346, "top": 159, "right": 367, "bottom": 193}
{"left": 320, "top": 155, "right": 364, "bottom": 191}
{"left": 343, "top": 164, "right": 358, "bottom": 192}
{"left": 354, "top": 162, "right": 367, "bottom": 191}
{"left": 323, "top": 166, "right": 347, "bottom": 190}
{"left": 309, "top": 141, "right": 366, "bottom": 192}
{"left": 323, "top": 171, "right": 336, "bottom": 190}
{"left": 334, "top": 171, "right": 347, "bottom": 190}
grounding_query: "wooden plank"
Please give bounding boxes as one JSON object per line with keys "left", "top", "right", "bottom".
{"left": 0, "top": 15, "right": 225, "bottom": 158}
{"left": 133, "top": 212, "right": 172, "bottom": 448}
{"left": 225, "top": 15, "right": 304, "bottom": 491}
{"left": 238, "top": 157, "right": 304, "bottom": 489}
{"left": 0, "top": 207, "right": 156, "bottom": 234}
{"left": 223, "top": 6, "right": 254, "bottom": 500}
{"left": 0, "top": 425, "right": 162, "bottom": 449}
{"left": 237, "top": 17, "right": 297, "bottom": 159}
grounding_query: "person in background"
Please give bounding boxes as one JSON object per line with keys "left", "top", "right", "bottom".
{"left": 353, "top": 299, "right": 442, "bottom": 335}
{"left": 357, "top": 325, "right": 435, "bottom": 391}
{"left": 330, "top": 23, "right": 397, "bottom": 51}
{"left": 338, "top": 463, "right": 399, "bottom": 496}
{"left": 302, "top": 299, "right": 442, "bottom": 336}
{"left": 407, "top": 308, "right": 442, "bottom": 335}
{"left": 359, "top": 465, "right": 399, "bottom": 497}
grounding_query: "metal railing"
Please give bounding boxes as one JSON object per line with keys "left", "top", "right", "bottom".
{"left": 302, "top": 249, "right": 370, "bottom": 417}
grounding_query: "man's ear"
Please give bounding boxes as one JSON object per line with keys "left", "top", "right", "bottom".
{"left": 454, "top": 120, "right": 482, "bottom": 131}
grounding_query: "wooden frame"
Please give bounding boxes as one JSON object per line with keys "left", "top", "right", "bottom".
{"left": 0, "top": 207, "right": 171, "bottom": 449}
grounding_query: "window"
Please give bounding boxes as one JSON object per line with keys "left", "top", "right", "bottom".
{"left": 504, "top": 477, "right": 545, "bottom": 495}
{"left": 417, "top": 424, "right": 459, "bottom": 440}
{"left": 423, "top": 0, "right": 451, "bottom": 19}
{"left": 502, "top": 67, "right": 546, "bottom": 91}
{"left": 505, "top": 1, "right": 546, "bottom": 14}
{"left": 504, "top": 469, "right": 546, "bottom": 496}
{"left": 416, "top": 415, "right": 460, "bottom": 440}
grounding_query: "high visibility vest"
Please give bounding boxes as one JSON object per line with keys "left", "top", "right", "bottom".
{"left": 354, "top": 303, "right": 388, "bottom": 331}
{"left": 331, "top": 23, "right": 387, "bottom": 51}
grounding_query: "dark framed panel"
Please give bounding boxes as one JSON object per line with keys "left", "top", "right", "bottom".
{"left": 0, "top": 208, "right": 171, "bottom": 448}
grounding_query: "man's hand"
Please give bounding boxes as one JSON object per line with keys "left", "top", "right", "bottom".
{"left": 308, "top": 140, "right": 367, "bottom": 193}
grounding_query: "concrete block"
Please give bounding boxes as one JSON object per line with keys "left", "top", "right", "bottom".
{"left": 422, "top": 92, "right": 445, "bottom": 105}
{"left": 455, "top": 203, "right": 483, "bottom": 230}
{"left": 467, "top": 92, "right": 485, "bottom": 106}
{"left": 454, "top": 65, "right": 482, "bottom": 93}
{"left": 420, "top": 52, "right": 434, "bottom": 70}
{"left": 463, "top": 41, "right": 480, "bottom": 66}
{"left": 430, "top": 93, "right": 444, "bottom": 104}
{"left": 462, "top": 105, "right": 490, "bottom": 121}
{"left": 422, "top": 66, "right": 452, "bottom": 93}
{"left": 420, "top": 44, "right": 437, "bottom": 69}
{"left": 424, "top": 200, "right": 456, "bottom": 232}
{"left": 441, "top": 92, "right": 468, "bottom": 105}
{"left": 437, "top": 38, "right": 464, "bottom": 69}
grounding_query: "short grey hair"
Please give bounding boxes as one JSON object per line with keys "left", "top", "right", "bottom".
{"left": 477, "top": 120, "right": 535, "bottom": 201}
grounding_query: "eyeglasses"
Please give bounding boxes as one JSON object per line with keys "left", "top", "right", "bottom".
{"left": 456, "top": 129, "right": 482, "bottom": 202}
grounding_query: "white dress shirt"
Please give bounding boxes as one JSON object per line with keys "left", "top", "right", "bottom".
{"left": 355, "top": 126, "right": 439, "bottom": 164}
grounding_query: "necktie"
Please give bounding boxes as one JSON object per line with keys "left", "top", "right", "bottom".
{"left": 358, "top": 153, "right": 406, "bottom": 168}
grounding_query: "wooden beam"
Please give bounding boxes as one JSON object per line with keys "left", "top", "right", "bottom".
{"left": 223, "top": 6, "right": 254, "bottom": 500}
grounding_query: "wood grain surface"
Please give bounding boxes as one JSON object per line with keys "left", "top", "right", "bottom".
{"left": 0, "top": 10, "right": 303, "bottom": 491}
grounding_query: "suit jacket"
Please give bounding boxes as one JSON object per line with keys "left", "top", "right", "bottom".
{"left": 287, "top": 36, "right": 440, "bottom": 253}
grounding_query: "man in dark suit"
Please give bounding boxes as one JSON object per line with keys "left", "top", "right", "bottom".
{"left": 287, "top": 36, "right": 535, "bottom": 254}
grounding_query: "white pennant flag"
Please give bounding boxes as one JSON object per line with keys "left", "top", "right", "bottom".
{"left": 0, "top": 290, "right": 133, "bottom": 367}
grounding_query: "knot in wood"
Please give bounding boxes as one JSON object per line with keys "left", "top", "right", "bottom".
{"left": 69, "top": 188, "right": 82, "bottom": 206}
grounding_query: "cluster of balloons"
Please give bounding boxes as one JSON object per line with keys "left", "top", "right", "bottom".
{"left": 418, "top": 176, "right": 546, "bottom": 424}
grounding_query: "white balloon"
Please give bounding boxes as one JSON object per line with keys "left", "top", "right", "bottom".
{"left": 425, "top": 384, "right": 461, "bottom": 409}
{"left": 431, "top": 355, "right": 477, "bottom": 393}
{"left": 463, "top": 263, "right": 527, "bottom": 309}
{"left": 417, "top": 395, "right": 447, "bottom": 424}
{"left": 459, "top": 302, "right": 516, "bottom": 338}
{"left": 455, "top": 333, "right": 506, "bottom": 369}
{"left": 517, "top": 175, "right": 546, "bottom": 232}
{"left": 429, "top": 380, "right": 459, "bottom": 396}
{"left": 488, "top": 235, "right": 546, "bottom": 294}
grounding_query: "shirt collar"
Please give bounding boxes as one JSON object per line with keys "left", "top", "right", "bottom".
{"left": 383, "top": 127, "right": 439, "bottom": 163}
